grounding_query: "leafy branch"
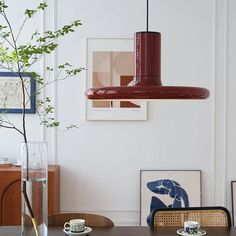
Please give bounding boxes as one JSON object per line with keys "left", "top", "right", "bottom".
{"left": 0, "top": 1, "right": 83, "bottom": 133}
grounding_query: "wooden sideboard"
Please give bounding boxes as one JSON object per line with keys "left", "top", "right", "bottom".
{"left": 0, "top": 165, "right": 60, "bottom": 226}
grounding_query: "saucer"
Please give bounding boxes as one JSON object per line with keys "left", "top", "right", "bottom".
{"left": 177, "top": 229, "right": 206, "bottom": 236}
{"left": 63, "top": 227, "right": 92, "bottom": 236}
{"left": 13, "top": 163, "right": 21, "bottom": 167}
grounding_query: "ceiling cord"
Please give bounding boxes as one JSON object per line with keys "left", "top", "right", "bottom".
{"left": 146, "top": 0, "right": 149, "bottom": 31}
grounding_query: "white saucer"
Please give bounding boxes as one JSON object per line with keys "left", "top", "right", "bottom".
{"left": 13, "top": 163, "right": 21, "bottom": 167}
{"left": 63, "top": 227, "right": 92, "bottom": 236}
{"left": 177, "top": 229, "right": 206, "bottom": 236}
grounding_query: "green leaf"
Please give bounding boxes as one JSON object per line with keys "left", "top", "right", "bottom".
{"left": 24, "top": 9, "right": 36, "bottom": 18}
{"left": 66, "top": 67, "right": 85, "bottom": 75}
{"left": 37, "top": 3, "right": 48, "bottom": 10}
{"left": 46, "top": 66, "right": 54, "bottom": 71}
{"left": 24, "top": 2, "right": 48, "bottom": 18}
{"left": 66, "top": 124, "right": 78, "bottom": 130}
{"left": 45, "top": 97, "right": 51, "bottom": 102}
{"left": 0, "top": 1, "right": 8, "bottom": 12}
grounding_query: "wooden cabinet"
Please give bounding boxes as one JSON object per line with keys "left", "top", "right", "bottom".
{"left": 0, "top": 165, "right": 60, "bottom": 226}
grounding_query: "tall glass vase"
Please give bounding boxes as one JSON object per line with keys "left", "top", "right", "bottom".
{"left": 21, "top": 142, "right": 48, "bottom": 236}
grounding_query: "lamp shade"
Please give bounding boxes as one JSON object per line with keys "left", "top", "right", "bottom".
{"left": 86, "top": 31, "right": 210, "bottom": 100}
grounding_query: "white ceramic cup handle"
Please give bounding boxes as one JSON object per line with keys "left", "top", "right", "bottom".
{"left": 64, "top": 222, "right": 70, "bottom": 231}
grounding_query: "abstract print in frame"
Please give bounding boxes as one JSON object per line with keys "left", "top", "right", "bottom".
{"left": 0, "top": 72, "right": 36, "bottom": 113}
{"left": 86, "top": 38, "right": 147, "bottom": 120}
{"left": 140, "top": 170, "right": 201, "bottom": 226}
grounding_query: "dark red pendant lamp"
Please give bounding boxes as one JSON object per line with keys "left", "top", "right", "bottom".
{"left": 86, "top": 0, "right": 210, "bottom": 100}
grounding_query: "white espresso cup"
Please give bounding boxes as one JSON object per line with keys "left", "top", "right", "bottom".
{"left": 184, "top": 220, "right": 200, "bottom": 234}
{"left": 64, "top": 219, "right": 85, "bottom": 233}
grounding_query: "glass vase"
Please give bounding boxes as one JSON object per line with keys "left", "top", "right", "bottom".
{"left": 21, "top": 141, "right": 48, "bottom": 236}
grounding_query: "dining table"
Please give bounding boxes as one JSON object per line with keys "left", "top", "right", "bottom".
{"left": 0, "top": 226, "right": 236, "bottom": 236}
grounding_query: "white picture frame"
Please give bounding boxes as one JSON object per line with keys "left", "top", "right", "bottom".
{"left": 140, "top": 170, "right": 202, "bottom": 226}
{"left": 86, "top": 38, "right": 147, "bottom": 120}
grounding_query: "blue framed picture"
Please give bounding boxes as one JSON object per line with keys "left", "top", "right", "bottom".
{"left": 0, "top": 72, "right": 36, "bottom": 113}
{"left": 140, "top": 170, "right": 201, "bottom": 226}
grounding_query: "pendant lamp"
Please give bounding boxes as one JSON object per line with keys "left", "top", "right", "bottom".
{"left": 86, "top": 0, "right": 210, "bottom": 100}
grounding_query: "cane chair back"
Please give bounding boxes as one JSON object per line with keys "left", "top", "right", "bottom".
{"left": 150, "top": 207, "right": 231, "bottom": 228}
{"left": 48, "top": 213, "right": 114, "bottom": 227}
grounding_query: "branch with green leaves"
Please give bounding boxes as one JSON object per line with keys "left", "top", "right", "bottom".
{"left": 0, "top": 1, "right": 83, "bottom": 133}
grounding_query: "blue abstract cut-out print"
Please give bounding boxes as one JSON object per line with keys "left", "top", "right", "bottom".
{"left": 146, "top": 179, "right": 189, "bottom": 225}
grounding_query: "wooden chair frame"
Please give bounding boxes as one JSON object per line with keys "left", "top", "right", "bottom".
{"left": 48, "top": 213, "right": 114, "bottom": 227}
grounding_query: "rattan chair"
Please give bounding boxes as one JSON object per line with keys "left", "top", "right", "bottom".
{"left": 150, "top": 207, "right": 231, "bottom": 228}
{"left": 48, "top": 213, "right": 114, "bottom": 227}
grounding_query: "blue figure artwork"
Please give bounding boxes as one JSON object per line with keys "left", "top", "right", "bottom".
{"left": 146, "top": 179, "right": 189, "bottom": 225}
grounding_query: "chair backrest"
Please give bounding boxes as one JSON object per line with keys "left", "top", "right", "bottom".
{"left": 150, "top": 207, "right": 231, "bottom": 228}
{"left": 48, "top": 213, "right": 114, "bottom": 227}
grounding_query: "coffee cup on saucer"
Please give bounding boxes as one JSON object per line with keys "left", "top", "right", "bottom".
{"left": 64, "top": 219, "right": 85, "bottom": 233}
{"left": 184, "top": 220, "right": 200, "bottom": 234}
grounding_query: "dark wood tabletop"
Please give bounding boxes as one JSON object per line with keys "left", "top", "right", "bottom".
{"left": 0, "top": 226, "right": 236, "bottom": 236}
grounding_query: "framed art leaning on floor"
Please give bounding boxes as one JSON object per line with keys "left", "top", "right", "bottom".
{"left": 140, "top": 170, "right": 201, "bottom": 226}
{"left": 231, "top": 181, "right": 236, "bottom": 226}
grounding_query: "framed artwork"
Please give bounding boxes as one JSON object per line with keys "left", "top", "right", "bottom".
{"left": 86, "top": 38, "right": 147, "bottom": 120}
{"left": 231, "top": 181, "right": 236, "bottom": 226}
{"left": 0, "top": 72, "right": 36, "bottom": 113}
{"left": 140, "top": 170, "right": 201, "bottom": 226}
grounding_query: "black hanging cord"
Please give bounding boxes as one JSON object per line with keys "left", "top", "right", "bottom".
{"left": 146, "top": 0, "right": 149, "bottom": 31}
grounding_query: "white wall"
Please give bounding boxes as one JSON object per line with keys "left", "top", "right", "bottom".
{"left": 226, "top": 0, "right": 236, "bottom": 211}
{"left": 0, "top": 0, "right": 235, "bottom": 226}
